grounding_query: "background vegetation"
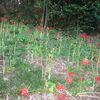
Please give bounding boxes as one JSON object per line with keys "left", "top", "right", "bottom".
{"left": 0, "top": 0, "right": 100, "bottom": 34}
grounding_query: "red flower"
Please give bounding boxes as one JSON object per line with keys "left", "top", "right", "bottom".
{"left": 35, "top": 26, "right": 44, "bottom": 30}
{"left": 95, "top": 76, "right": 100, "bottom": 81}
{"left": 56, "top": 83, "right": 65, "bottom": 90}
{"left": 67, "top": 71, "right": 75, "bottom": 77}
{"left": 81, "top": 58, "right": 90, "bottom": 65}
{"left": 57, "top": 93, "right": 66, "bottom": 99}
{"left": 64, "top": 97, "right": 71, "bottom": 100}
{"left": 80, "top": 76, "right": 84, "bottom": 80}
{"left": 35, "top": 28, "right": 39, "bottom": 30}
{"left": 79, "top": 41, "right": 83, "bottom": 43}
{"left": 0, "top": 17, "right": 4, "bottom": 19}
{"left": 11, "top": 21, "right": 16, "bottom": 23}
{"left": 58, "top": 28, "right": 62, "bottom": 31}
{"left": 79, "top": 33, "right": 92, "bottom": 38}
{"left": 97, "top": 49, "right": 100, "bottom": 51}
{"left": 8, "top": 29, "right": 11, "bottom": 32}
{"left": 37, "top": 26, "right": 44, "bottom": 30}
{"left": 47, "top": 27, "right": 53, "bottom": 30}
{"left": 66, "top": 77, "right": 74, "bottom": 84}
{"left": 27, "top": 29, "right": 31, "bottom": 31}
{"left": 19, "top": 87, "right": 29, "bottom": 96}
{"left": 54, "top": 23, "right": 58, "bottom": 24}
{"left": 56, "top": 36, "right": 61, "bottom": 38}
{"left": 72, "top": 41, "right": 77, "bottom": 43}
{"left": 93, "top": 44, "right": 99, "bottom": 47}
{"left": 70, "top": 35, "right": 73, "bottom": 37}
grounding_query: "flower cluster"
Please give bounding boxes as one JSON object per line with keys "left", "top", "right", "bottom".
{"left": 79, "top": 33, "right": 92, "bottom": 38}
{"left": 95, "top": 76, "right": 100, "bottom": 81}
{"left": 19, "top": 87, "right": 30, "bottom": 96}
{"left": 47, "top": 27, "right": 53, "bottom": 30}
{"left": 0, "top": 17, "right": 4, "bottom": 19}
{"left": 56, "top": 83, "right": 70, "bottom": 100}
{"left": 81, "top": 58, "right": 90, "bottom": 65}
{"left": 57, "top": 93, "right": 70, "bottom": 100}
{"left": 10, "top": 21, "right": 16, "bottom": 23}
{"left": 35, "top": 26, "right": 44, "bottom": 30}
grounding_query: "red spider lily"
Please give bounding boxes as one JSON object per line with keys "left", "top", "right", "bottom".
{"left": 58, "top": 28, "right": 62, "bottom": 30}
{"left": 19, "top": 87, "right": 30, "bottom": 96}
{"left": 8, "top": 29, "right": 11, "bottom": 32}
{"left": 54, "top": 23, "right": 58, "bottom": 24}
{"left": 57, "top": 93, "right": 66, "bottom": 99}
{"left": 95, "top": 76, "right": 100, "bottom": 81}
{"left": 64, "top": 97, "right": 71, "bottom": 100}
{"left": 11, "top": 21, "right": 16, "bottom": 23}
{"left": 67, "top": 71, "right": 75, "bottom": 77}
{"left": 97, "top": 49, "right": 100, "bottom": 51}
{"left": 56, "top": 83, "right": 65, "bottom": 90}
{"left": 80, "top": 76, "right": 84, "bottom": 80}
{"left": 35, "top": 28, "right": 39, "bottom": 30}
{"left": 35, "top": 26, "right": 44, "bottom": 30}
{"left": 47, "top": 27, "right": 53, "bottom": 30}
{"left": 59, "top": 31, "right": 62, "bottom": 33}
{"left": 79, "top": 33, "right": 92, "bottom": 38}
{"left": 79, "top": 41, "right": 83, "bottom": 43}
{"left": 70, "top": 35, "right": 73, "bottom": 37}
{"left": 0, "top": 17, "right": 4, "bottom": 19}
{"left": 66, "top": 77, "right": 74, "bottom": 84}
{"left": 72, "top": 41, "right": 77, "bottom": 43}
{"left": 81, "top": 58, "right": 90, "bottom": 65}
{"left": 27, "top": 29, "right": 31, "bottom": 31}
{"left": 37, "top": 26, "right": 44, "bottom": 30}
{"left": 98, "top": 62, "right": 100, "bottom": 65}
{"left": 93, "top": 44, "right": 100, "bottom": 47}
{"left": 56, "top": 36, "right": 61, "bottom": 38}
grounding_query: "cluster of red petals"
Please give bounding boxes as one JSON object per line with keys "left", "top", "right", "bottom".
{"left": 93, "top": 44, "right": 100, "bottom": 47}
{"left": 67, "top": 71, "right": 75, "bottom": 77}
{"left": 54, "top": 23, "right": 58, "bottom": 25}
{"left": 35, "top": 26, "right": 44, "bottom": 30}
{"left": 47, "top": 27, "right": 53, "bottom": 30}
{"left": 66, "top": 77, "right": 74, "bottom": 84}
{"left": 11, "top": 21, "right": 16, "bottom": 23}
{"left": 97, "top": 49, "right": 100, "bottom": 51}
{"left": 95, "top": 76, "right": 100, "bottom": 81}
{"left": 80, "top": 76, "right": 84, "bottom": 80}
{"left": 56, "top": 83, "right": 65, "bottom": 90}
{"left": 8, "top": 29, "right": 11, "bottom": 32}
{"left": 56, "top": 36, "right": 61, "bottom": 38}
{"left": 0, "top": 17, "right": 4, "bottom": 19}
{"left": 81, "top": 58, "right": 90, "bottom": 65}
{"left": 58, "top": 28, "right": 62, "bottom": 31}
{"left": 19, "top": 87, "right": 30, "bottom": 96}
{"left": 57, "top": 93, "right": 70, "bottom": 100}
{"left": 27, "top": 29, "right": 31, "bottom": 31}
{"left": 72, "top": 41, "right": 77, "bottom": 43}
{"left": 79, "top": 33, "right": 92, "bottom": 38}
{"left": 70, "top": 35, "right": 73, "bottom": 37}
